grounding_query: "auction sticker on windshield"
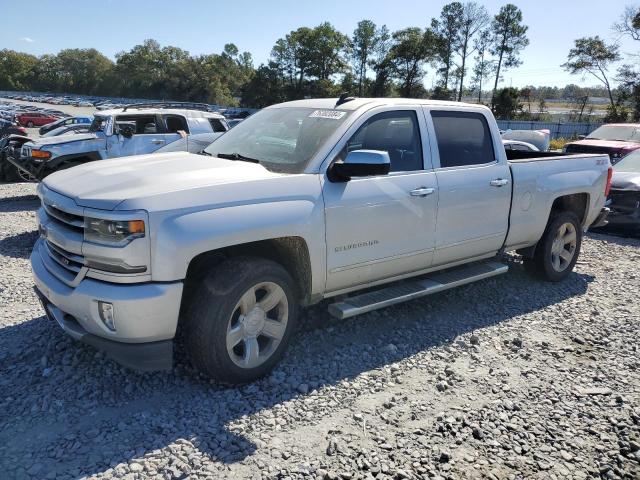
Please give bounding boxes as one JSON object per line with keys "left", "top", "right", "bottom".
{"left": 309, "top": 110, "right": 347, "bottom": 120}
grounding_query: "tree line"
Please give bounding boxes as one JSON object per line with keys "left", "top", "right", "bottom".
{"left": 0, "top": 2, "right": 638, "bottom": 121}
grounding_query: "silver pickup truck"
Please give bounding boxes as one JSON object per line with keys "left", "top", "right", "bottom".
{"left": 31, "top": 97, "right": 611, "bottom": 383}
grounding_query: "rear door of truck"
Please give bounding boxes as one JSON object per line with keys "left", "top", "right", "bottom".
{"left": 423, "top": 108, "right": 512, "bottom": 266}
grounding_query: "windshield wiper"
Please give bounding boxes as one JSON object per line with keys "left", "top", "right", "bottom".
{"left": 198, "top": 150, "right": 213, "bottom": 156}
{"left": 216, "top": 152, "right": 260, "bottom": 163}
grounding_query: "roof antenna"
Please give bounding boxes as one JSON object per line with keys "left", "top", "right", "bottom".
{"left": 335, "top": 92, "right": 355, "bottom": 107}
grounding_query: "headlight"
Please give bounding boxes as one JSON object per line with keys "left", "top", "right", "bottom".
{"left": 31, "top": 149, "right": 52, "bottom": 161}
{"left": 84, "top": 218, "right": 145, "bottom": 245}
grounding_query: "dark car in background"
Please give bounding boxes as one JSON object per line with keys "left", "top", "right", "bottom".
{"left": 602, "top": 149, "right": 640, "bottom": 233}
{"left": 564, "top": 124, "right": 640, "bottom": 164}
{"left": 0, "top": 119, "right": 27, "bottom": 138}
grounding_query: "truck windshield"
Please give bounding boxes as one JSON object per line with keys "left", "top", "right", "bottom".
{"left": 586, "top": 125, "right": 640, "bottom": 142}
{"left": 203, "top": 107, "right": 351, "bottom": 173}
{"left": 88, "top": 116, "right": 108, "bottom": 133}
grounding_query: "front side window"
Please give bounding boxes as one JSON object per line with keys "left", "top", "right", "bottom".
{"left": 88, "top": 116, "right": 108, "bottom": 133}
{"left": 115, "top": 115, "right": 158, "bottom": 135}
{"left": 342, "top": 111, "right": 424, "bottom": 172}
{"left": 431, "top": 111, "right": 495, "bottom": 168}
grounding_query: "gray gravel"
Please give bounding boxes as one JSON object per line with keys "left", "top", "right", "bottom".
{"left": 0, "top": 181, "right": 638, "bottom": 480}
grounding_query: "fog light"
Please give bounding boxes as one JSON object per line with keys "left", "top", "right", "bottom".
{"left": 98, "top": 301, "right": 116, "bottom": 331}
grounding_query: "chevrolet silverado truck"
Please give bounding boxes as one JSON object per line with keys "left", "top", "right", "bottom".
{"left": 10, "top": 103, "right": 228, "bottom": 180}
{"left": 31, "top": 97, "right": 612, "bottom": 383}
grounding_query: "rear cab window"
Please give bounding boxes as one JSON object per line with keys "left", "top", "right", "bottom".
{"left": 430, "top": 111, "right": 496, "bottom": 168}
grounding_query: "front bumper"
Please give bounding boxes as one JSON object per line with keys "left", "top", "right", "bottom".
{"left": 31, "top": 240, "right": 184, "bottom": 371}
{"left": 6, "top": 153, "right": 43, "bottom": 180}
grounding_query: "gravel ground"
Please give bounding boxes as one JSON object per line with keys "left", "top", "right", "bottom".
{"left": 0, "top": 181, "right": 638, "bottom": 480}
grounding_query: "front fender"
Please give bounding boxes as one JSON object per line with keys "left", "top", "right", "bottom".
{"left": 149, "top": 199, "right": 327, "bottom": 296}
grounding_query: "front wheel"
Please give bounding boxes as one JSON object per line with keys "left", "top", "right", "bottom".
{"left": 183, "top": 257, "right": 298, "bottom": 384}
{"left": 523, "top": 211, "right": 582, "bottom": 282}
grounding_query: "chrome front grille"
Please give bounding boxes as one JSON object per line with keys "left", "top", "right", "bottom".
{"left": 38, "top": 190, "right": 87, "bottom": 282}
{"left": 42, "top": 201, "right": 84, "bottom": 230}
{"left": 44, "top": 240, "right": 84, "bottom": 273}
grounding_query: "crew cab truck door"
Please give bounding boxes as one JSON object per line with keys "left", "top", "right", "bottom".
{"left": 322, "top": 107, "right": 438, "bottom": 293}
{"left": 425, "top": 108, "right": 511, "bottom": 266}
{"left": 109, "top": 114, "right": 167, "bottom": 158}
{"left": 162, "top": 114, "right": 190, "bottom": 146}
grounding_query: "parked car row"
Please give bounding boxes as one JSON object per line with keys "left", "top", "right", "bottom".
{"left": 4, "top": 102, "right": 229, "bottom": 180}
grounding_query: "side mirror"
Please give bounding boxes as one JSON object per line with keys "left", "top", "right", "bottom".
{"left": 120, "top": 125, "right": 135, "bottom": 139}
{"left": 329, "top": 149, "right": 390, "bottom": 182}
{"left": 577, "top": 134, "right": 586, "bottom": 140}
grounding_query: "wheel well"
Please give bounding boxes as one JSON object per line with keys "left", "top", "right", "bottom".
{"left": 183, "top": 237, "right": 313, "bottom": 305}
{"left": 550, "top": 193, "right": 589, "bottom": 225}
{"left": 517, "top": 193, "right": 589, "bottom": 259}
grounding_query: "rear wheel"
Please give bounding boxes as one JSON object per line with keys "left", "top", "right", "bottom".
{"left": 523, "top": 211, "right": 582, "bottom": 282}
{"left": 183, "top": 257, "right": 298, "bottom": 384}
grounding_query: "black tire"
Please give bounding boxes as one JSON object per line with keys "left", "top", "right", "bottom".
{"left": 523, "top": 211, "right": 582, "bottom": 282}
{"left": 183, "top": 256, "right": 298, "bottom": 384}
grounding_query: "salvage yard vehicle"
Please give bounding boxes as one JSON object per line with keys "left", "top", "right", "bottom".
{"left": 16, "top": 112, "right": 59, "bottom": 127}
{"left": 600, "top": 149, "right": 640, "bottom": 232}
{"left": 9, "top": 103, "right": 229, "bottom": 180}
{"left": 31, "top": 97, "right": 612, "bottom": 383}
{"left": 564, "top": 123, "right": 640, "bottom": 164}
{"left": 39, "top": 116, "right": 92, "bottom": 135}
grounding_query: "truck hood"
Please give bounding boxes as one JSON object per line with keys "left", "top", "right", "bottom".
{"left": 27, "top": 132, "right": 99, "bottom": 147}
{"left": 567, "top": 139, "right": 639, "bottom": 150}
{"left": 611, "top": 171, "right": 640, "bottom": 191}
{"left": 43, "top": 152, "right": 291, "bottom": 210}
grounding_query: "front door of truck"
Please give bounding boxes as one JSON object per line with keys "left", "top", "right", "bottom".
{"left": 323, "top": 108, "right": 439, "bottom": 293}
{"left": 108, "top": 114, "right": 168, "bottom": 158}
{"left": 426, "top": 109, "right": 511, "bottom": 266}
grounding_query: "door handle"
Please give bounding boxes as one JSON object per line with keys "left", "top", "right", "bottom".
{"left": 410, "top": 187, "right": 436, "bottom": 197}
{"left": 490, "top": 178, "right": 509, "bottom": 187}
{"left": 151, "top": 139, "right": 165, "bottom": 145}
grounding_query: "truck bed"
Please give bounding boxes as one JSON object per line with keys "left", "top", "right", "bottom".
{"left": 504, "top": 150, "right": 610, "bottom": 251}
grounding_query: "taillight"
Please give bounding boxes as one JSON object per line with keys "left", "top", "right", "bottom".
{"left": 604, "top": 166, "right": 613, "bottom": 197}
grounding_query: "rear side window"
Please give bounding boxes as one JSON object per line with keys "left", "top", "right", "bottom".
{"left": 164, "top": 115, "right": 189, "bottom": 134}
{"left": 209, "top": 118, "right": 227, "bottom": 133}
{"left": 431, "top": 111, "right": 495, "bottom": 168}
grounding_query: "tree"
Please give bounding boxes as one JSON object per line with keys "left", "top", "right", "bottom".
{"left": 456, "top": 2, "right": 490, "bottom": 101}
{"left": 613, "top": 5, "right": 640, "bottom": 42}
{"left": 562, "top": 36, "right": 620, "bottom": 110}
{"left": 471, "top": 29, "right": 493, "bottom": 103}
{"left": 387, "top": 28, "right": 437, "bottom": 97}
{"left": 489, "top": 4, "right": 529, "bottom": 109}
{"left": 431, "top": 2, "right": 464, "bottom": 90}
{"left": 0, "top": 50, "right": 38, "bottom": 91}
{"left": 350, "top": 20, "right": 389, "bottom": 96}
{"left": 493, "top": 87, "right": 521, "bottom": 119}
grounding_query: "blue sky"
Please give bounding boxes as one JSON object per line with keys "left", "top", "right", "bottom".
{"left": 2, "top": 0, "right": 637, "bottom": 88}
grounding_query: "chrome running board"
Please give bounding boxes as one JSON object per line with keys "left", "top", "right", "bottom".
{"left": 328, "top": 261, "right": 508, "bottom": 320}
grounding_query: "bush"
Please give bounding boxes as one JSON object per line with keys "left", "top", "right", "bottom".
{"left": 549, "top": 137, "right": 570, "bottom": 151}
